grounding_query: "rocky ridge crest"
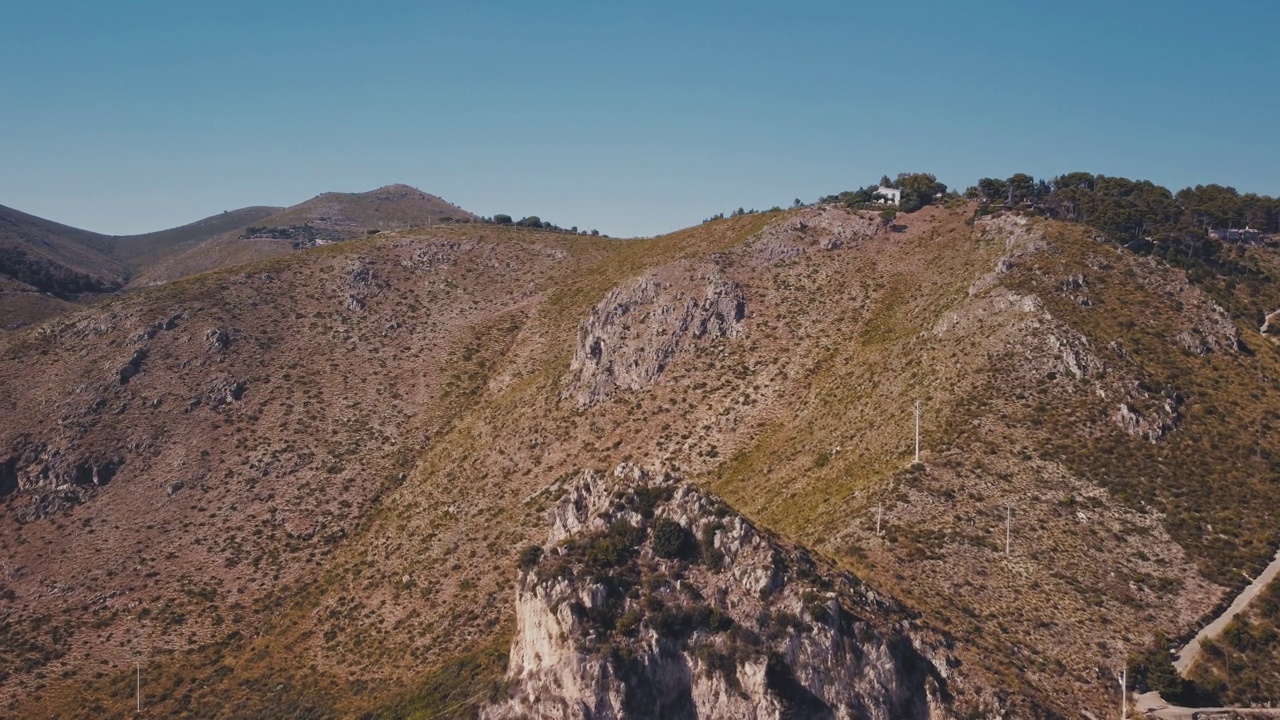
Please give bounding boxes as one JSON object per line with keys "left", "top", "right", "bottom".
{"left": 483, "top": 464, "right": 969, "bottom": 720}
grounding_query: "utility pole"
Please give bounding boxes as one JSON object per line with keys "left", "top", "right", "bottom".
{"left": 1005, "top": 502, "right": 1012, "bottom": 557}
{"left": 136, "top": 657, "right": 141, "bottom": 714}
{"left": 876, "top": 503, "right": 882, "bottom": 536}
{"left": 914, "top": 400, "right": 921, "bottom": 464}
{"left": 1118, "top": 665, "right": 1127, "bottom": 720}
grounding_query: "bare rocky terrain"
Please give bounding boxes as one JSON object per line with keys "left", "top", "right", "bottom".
{"left": 0, "top": 201, "right": 1278, "bottom": 718}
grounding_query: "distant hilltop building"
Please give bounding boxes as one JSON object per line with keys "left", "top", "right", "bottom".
{"left": 1210, "top": 226, "right": 1263, "bottom": 244}
{"left": 874, "top": 187, "right": 901, "bottom": 206}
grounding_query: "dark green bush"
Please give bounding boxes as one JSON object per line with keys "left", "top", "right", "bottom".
{"left": 630, "top": 485, "right": 672, "bottom": 519}
{"left": 584, "top": 521, "right": 644, "bottom": 571}
{"left": 518, "top": 545, "right": 543, "bottom": 571}
{"left": 700, "top": 523, "right": 724, "bottom": 572}
{"left": 652, "top": 519, "right": 694, "bottom": 560}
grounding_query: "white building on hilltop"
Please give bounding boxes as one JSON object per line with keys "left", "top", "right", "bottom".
{"left": 874, "top": 186, "right": 901, "bottom": 206}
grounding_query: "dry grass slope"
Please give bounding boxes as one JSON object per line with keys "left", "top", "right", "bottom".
{"left": 0, "top": 206, "right": 1277, "bottom": 717}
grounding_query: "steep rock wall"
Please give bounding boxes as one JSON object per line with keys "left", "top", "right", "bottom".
{"left": 482, "top": 466, "right": 965, "bottom": 720}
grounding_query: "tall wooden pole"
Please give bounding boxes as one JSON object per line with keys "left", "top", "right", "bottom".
{"left": 914, "top": 400, "right": 921, "bottom": 464}
{"left": 1005, "top": 503, "right": 1012, "bottom": 556}
{"left": 1118, "top": 666, "right": 1127, "bottom": 720}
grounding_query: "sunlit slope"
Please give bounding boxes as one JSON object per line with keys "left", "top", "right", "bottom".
{"left": 3, "top": 205, "right": 1278, "bottom": 717}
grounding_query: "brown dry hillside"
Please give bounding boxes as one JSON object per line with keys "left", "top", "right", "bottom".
{"left": 132, "top": 185, "right": 481, "bottom": 287}
{"left": 0, "top": 204, "right": 126, "bottom": 297}
{"left": 1, "top": 205, "right": 1278, "bottom": 718}
{"left": 1, "top": 186, "right": 471, "bottom": 330}
{"left": 0, "top": 204, "right": 280, "bottom": 329}
{"left": 103, "top": 206, "right": 283, "bottom": 271}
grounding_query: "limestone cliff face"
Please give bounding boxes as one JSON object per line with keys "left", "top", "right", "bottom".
{"left": 565, "top": 262, "right": 745, "bottom": 408}
{"left": 482, "top": 466, "right": 962, "bottom": 720}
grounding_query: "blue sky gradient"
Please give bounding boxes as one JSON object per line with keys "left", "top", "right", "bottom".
{"left": 2, "top": 1, "right": 1277, "bottom": 237}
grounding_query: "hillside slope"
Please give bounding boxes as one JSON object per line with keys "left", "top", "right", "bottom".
{"left": 103, "top": 205, "right": 283, "bottom": 270}
{"left": 0, "top": 204, "right": 282, "bottom": 329}
{"left": 131, "top": 185, "right": 480, "bottom": 287}
{"left": 0, "top": 204, "right": 126, "bottom": 297}
{"left": 0, "top": 205, "right": 1277, "bottom": 717}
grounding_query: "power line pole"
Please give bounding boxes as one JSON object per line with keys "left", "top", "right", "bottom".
{"left": 1005, "top": 502, "right": 1012, "bottom": 557}
{"left": 914, "top": 400, "right": 921, "bottom": 464}
{"left": 1118, "top": 665, "right": 1127, "bottom": 720}
{"left": 136, "top": 657, "right": 141, "bottom": 714}
{"left": 876, "top": 503, "right": 882, "bottom": 536}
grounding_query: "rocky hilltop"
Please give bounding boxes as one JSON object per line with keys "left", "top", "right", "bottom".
{"left": 132, "top": 184, "right": 481, "bottom": 287}
{"left": 485, "top": 465, "right": 966, "bottom": 719}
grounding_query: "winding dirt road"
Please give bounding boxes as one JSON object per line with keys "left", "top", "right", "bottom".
{"left": 1174, "top": 547, "right": 1280, "bottom": 676}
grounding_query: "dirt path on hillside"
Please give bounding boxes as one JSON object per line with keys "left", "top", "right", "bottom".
{"left": 1174, "top": 547, "right": 1280, "bottom": 676}
{"left": 1137, "top": 690, "right": 1280, "bottom": 718}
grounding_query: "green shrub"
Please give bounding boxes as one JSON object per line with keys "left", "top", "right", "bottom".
{"left": 584, "top": 521, "right": 644, "bottom": 571}
{"left": 652, "top": 519, "right": 694, "bottom": 560}
{"left": 517, "top": 545, "right": 543, "bottom": 571}
{"left": 630, "top": 485, "right": 672, "bottom": 519}
{"left": 700, "top": 523, "right": 724, "bottom": 572}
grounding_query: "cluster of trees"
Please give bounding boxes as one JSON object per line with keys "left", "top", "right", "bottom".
{"left": 701, "top": 171, "right": 950, "bottom": 222}
{"left": 966, "top": 173, "right": 1280, "bottom": 242}
{"left": 702, "top": 204, "right": 791, "bottom": 224}
{"left": 1131, "top": 578, "right": 1280, "bottom": 706}
{"left": 967, "top": 172, "right": 1280, "bottom": 323}
{"left": 1191, "top": 579, "right": 1280, "bottom": 704}
{"left": 819, "top": 173, "right": 952, "bottom": 213}
{"left": 487, "top": 214, "right": 600, "bottom": 236}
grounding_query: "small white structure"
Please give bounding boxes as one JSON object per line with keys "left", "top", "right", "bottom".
{"left": 1211, "top": 226, "right": 1263, "bottom": 244}
{"left": 874, "top": 186, "right": 901, "bottom": 206}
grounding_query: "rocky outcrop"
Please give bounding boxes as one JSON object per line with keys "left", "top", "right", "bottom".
{"left": 1, "top": 437, "right": 122, "bottom": 521}
{"left": 1114, "top": 394, "right": 1181, "bottom": 443}
{"left": 968, "top": 215, "right": 1047, "bottom": 297}
{"left": 205, "top": 327, "right": 231, "bottom": 352}
{"left": 747, "top": 207, "right": 880, "bottom": 261}
{"left": 483, "top": 466, "right": 961, "bottom": 720}
{"left": 566, "top": 263, "right": 746, "bottom": 408}
{"left": 339, "top": 258, "right": 387, "bottom": 312}
{"left": 1262, "top": 309, "right": 1280, "bottom": 338}
{"left": 116, "top": 347, "right": 147, "bottom": 384}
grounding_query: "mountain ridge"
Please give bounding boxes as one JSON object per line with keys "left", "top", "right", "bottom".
{"left": 0, "top": 184, "right": 480, "bottom": 328}
{"left": 0, "top": 201, "right": 1277, "bottom": 717}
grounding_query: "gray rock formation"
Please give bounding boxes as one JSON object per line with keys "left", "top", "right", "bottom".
{"left": 1, "top": 436, "right": 122, "bottom": 520}
{"left": 116, "top": 347, "right": 147, "bottom": 385}
{"left": 482, "top": 466, "right": 961, "bottom": 720}
{"left": 747, "top": 207, "right": 879, "bottom": 262}
{"left": 566, "top": 263, "right": 745, "bottom": 407}
{"left": 1262, "top": 309, "right": 1280, "bottom": 336}
{"left": 339, "top": 258, "right": 387, "bottom": 312}
{"left": 1114, "top": 396, "right": 1180, "bottom": 443}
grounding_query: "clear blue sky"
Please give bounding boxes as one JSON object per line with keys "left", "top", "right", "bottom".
{"left": 2, "top": 1, "right": 1278, "bottom": 237}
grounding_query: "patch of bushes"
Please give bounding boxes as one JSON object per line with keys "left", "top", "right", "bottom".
{"left": 583, "top": 521, "right": 645, "bottom": 572}
{"left": 700, "top": 523, "right": 724, "bottom": 572}
{"left": 652, "top": 519, "right": 695, "bottom": 560}
{"left": 1128, "top": 632, "right": 1208, "bottom": 705}
{"left": 517, "top": 545, "right": 543, "bottom": 572}
{"left": 630, "top": 485, "right": 673, "bottom": 519}
{"left": 649, "top": 603, "right": 732, "bottom": 640}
